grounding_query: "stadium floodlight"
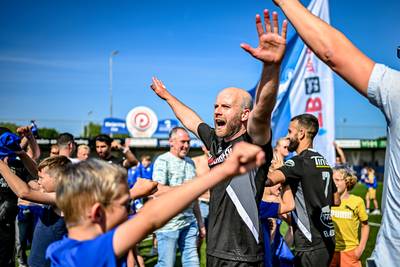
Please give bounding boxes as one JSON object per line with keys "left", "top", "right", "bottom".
{"left": 109, "top": 50, "right": 119, "bottom": 118}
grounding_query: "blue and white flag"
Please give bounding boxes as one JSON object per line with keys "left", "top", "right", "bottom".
{"left": 249, "top": 0, "right": 335, "bottom": 165}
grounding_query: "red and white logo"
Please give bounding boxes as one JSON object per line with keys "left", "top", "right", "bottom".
{"left": 126, "top": 106, "right": 158, "bottom": 137}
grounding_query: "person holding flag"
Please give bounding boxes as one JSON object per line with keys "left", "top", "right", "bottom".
{"left": 150, "top": 10, "right": 287, "bottom": 267}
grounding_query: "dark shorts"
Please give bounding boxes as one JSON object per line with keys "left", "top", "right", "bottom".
{"left": 294, "top": 247, "right": 334, "bottom": 267}
{"left": 207, "top": 255, "right": 264, "bottom": 267}
{"left": 0, "top": 220, "right": 16, "bottom": 267}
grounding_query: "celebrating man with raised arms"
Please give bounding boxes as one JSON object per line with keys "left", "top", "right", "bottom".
{"left": 150, "top": 10, "right": 287, "bottom": 267}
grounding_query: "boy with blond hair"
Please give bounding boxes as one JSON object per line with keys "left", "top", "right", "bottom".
{"left": 46, "top": 142, "right": 265, "bottom": 266}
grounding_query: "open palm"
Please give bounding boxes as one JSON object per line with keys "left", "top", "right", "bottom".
{"left": 241, "top": 10, "right": 287, "bottom": 65}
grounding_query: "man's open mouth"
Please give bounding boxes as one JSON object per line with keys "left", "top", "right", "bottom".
{"left": 215, "top": 119, "right": 226, "bottom": 127}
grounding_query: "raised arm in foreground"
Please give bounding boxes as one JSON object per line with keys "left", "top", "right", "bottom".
{"left": 273, "top": 0, "right": 374, "bottom": 96}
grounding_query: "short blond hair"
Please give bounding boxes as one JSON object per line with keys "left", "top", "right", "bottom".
{"left": 55, "top": 159, "right": 127, "bottom": 226}
{"left": 333, "top": 167, "right": 358, "bottom": 191}
{"left": 77, "top": 144, "right": 90, "bottom": 153}
{"left": 38, "top": 156, "right": 71, "bottom": 171}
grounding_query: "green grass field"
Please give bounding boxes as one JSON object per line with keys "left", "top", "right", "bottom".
{"left": 137, "top": 182, "right": 383, "bottom": 267}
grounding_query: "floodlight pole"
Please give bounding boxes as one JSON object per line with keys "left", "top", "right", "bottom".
{"left": 109, "top": 50, "right": 119, "bottom": 118}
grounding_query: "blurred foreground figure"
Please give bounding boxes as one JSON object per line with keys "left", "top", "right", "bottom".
{"left": 272, "top": 0, "right": 400, "bottom": 265}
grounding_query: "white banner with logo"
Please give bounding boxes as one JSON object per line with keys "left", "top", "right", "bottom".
{"left": 126, "top": 106, "right": 158, "bottom": 138}
{"left": 268, "top": 0, "right": 335, "bottom": 164}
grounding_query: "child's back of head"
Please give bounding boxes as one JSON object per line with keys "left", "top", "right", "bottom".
{"left": 55, "top": 158, "right": 128, "bottom": 228}
{"left": 47, "top": 159, "right": 130, "bottom": 267}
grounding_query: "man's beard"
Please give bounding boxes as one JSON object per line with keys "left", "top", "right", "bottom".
{"left": 215, "top": 116, "right": 243, "bottom": 139}
{"left": 288, "top": 137, "right": 299, "bottom": 152}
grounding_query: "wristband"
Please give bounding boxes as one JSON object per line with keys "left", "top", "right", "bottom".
{"left": 122, "top": 147, "right": 130, "bottom": 154}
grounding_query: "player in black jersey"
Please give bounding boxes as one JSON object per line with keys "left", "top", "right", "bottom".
{"left": 266, "top": 114, "right": 340, "bottom": 267}
{"left": 150, "top": 10, "right": 288, "bottom": 267}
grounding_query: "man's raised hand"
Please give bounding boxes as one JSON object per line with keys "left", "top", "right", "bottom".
{"left": 241, "top": 10, "right": 287, "bottom": 65}
{"left": 150, "top": 77, "right": 171, "bottom": 100}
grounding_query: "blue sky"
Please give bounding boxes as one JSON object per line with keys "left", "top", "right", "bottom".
{"left": 0, "top": 0, "right": 399, "bottom": 139}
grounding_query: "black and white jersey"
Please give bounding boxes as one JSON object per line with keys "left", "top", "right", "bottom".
{"left": 197, "top": 123, "right": 273, "bottom": 262}
{"left": 279, "top": 149, "right": 336, "bottom": 251}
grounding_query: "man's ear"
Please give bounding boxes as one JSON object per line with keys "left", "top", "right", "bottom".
{"left": 68, "top": 141, "right": 74, "bottom": 151}
{"left": 168, "top": 137, "right": 174, "bottom": 147}
{"left": 241, "top": 108, "right": 250, "bottom": 122}
{"left": 298, "top": 127, "right": 306, "bottom": 140}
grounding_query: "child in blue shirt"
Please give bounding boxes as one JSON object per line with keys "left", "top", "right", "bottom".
{"left": 127, "top": 154, "right": 154, "bottom": 213}
{"left": 127, "top": 154, "right": 153, "bottom": 187}
{"left": 46, "top": 142, "right": 265, "bottom": 267}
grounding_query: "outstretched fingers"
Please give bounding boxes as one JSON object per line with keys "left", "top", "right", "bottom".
{"left": 263, "top": 9, "right": 271, "bottom": 33}
{"left": 240, "top": 43, "right": 257, "bottom": 57}
{"left": 272, "top": 11, "right": 279, "bottom": 34}
{"left": 151, "top": 77, "right": 164, "bottom": 90}
{"left": 255, "top": 14, "right": 264, "bottom": 37}
{"left": 150, "top": 77, "right": 157, "bottom": 90}
{"left": 281, "top": 19, "right": 288, "bottom": 40}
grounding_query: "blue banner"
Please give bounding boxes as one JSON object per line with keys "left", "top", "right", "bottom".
{"left": 155, "top": 119, "right": 179, "bottom": 135}
{"left": 101, "top": 117, "right": 129, "bottom": 135}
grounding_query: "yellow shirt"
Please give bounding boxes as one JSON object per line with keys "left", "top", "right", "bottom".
{"left": 331, "top": 194, "right": 368, "bottom": 251}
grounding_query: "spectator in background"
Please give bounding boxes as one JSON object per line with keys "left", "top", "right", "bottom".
{"left": 127, "top": 154, "right": 153, "bottom": 188}
{"left": 16, "top": 198, "right": 41, "bottom": 267}
{"left": 95, "top": 134, "right": 138, "bottom": 168}
{"left": 152, "top": 127, "right": 203, "bottom": 267}
{"left": 49, "top": 144, "right": 59, "bottom": 157}
{"left": 334, "top": 142, "right": 351, "bottom": 170}
{"left": 330, "top": 167, "right": 369, "bottom": 267}
{"left": 77, "top": 144, "right": 90, "bottom": 161}
{"left": 365, "top": 167, "right": 380, "bottom": 215}
{"left": 0, "top": 126, "right": 40, "bottom": 267}
{"left": 57, "top": 133, "right": 79, "bottom": 163}
{"left": 0, "top": 154, "right": 70, "bottom": 267}
{"left": 0, "top": 127, "right": 37, "bottom": 267}
{"left": 127, "top": 154, "right": 153, "bottom": 213}
{"left": 275, "top": 137, "right": 290, "bottom": 160}
{"left": 261, "top": 143, "right": 295, "bottom": 267}
{"left": 127, "top": 154, "right": 156, "bottom": 260}
{"left": 359, "top": 163, "right": 368, "bottom": 184}
{"left": 14, "top": 126, "right": 42, "bottom": 267}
